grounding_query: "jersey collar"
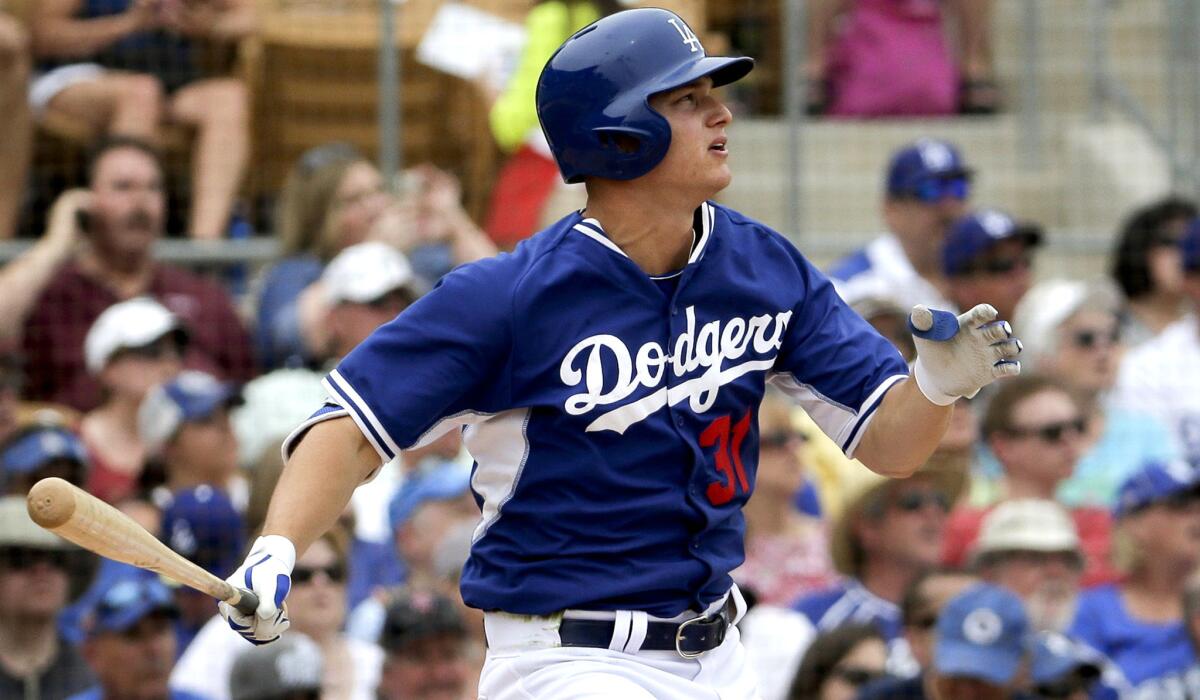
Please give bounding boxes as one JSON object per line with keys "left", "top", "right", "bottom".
{"left": 571, "top": 201, "right": 716, "bottom": 266}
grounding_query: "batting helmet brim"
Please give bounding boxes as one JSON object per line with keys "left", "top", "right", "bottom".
{"left": 647, "top": 55, "right": 755, "bottom": 98}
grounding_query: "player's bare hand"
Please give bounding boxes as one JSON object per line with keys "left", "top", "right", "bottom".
{"left": 909, "top": 303, "right": 1021, "bottom": 406}
{"left": 44, "top": 189, "right": 92, "bottom": 254}
{"left": 218, "top": 535, "right": 295, "bottom": 645}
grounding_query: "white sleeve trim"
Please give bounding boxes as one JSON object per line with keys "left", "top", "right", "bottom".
{"left": 323, "top": 370, "right": 403, "bottom": 463}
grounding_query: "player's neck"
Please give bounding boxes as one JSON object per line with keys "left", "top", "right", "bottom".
{"left": 583, "top": 189, "right": 699, "bottom": 276}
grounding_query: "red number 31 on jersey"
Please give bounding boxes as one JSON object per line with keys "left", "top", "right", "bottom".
{"left": 700, "top": 411, "right": 752, "bottom": 506}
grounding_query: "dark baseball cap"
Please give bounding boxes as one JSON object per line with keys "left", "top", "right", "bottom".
{"left": 1113, "top": 459, "right": 1200, "bottom": 519}
{"left": 935, "top": 584, "right": 1029, "bottom": 686}
{"left": 943, "top": 209, "right": 1043, "bottom": 277}
{"left": 89, "top": 576, "right": 178, "bottom": 636}
{"left": 161, "top": 485, "right": 245, "bottom": 577}
{"left": 1181, "top": 218, "right": 1200, "bottom": 272}
{"left": 886, "top": 139, "right": 973, "bottom": 198}
{"left": 230, "top": 633, "right": 323, "bottom": 700}
{"left": 1, "top": 426, "right": 89, "bottom": 478}
{"left": 379, "top": 589, "right": 466, "bottom": 651}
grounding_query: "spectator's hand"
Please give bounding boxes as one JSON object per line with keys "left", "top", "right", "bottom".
{"left": 909, "top": 304, "right": 1021, "bottom": 406}
{"left": 368, "top": 198, "right": 421, "bottom": 252}
{"left": 45, "top": 189, "right": 92, "bottom": 254}
{"left": 218, "top": 535, "right": 295, "bottom": 645}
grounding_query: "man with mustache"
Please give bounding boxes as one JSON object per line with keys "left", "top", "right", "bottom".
{"left": 0, "top": 136, "right": 255, "bottom": 411}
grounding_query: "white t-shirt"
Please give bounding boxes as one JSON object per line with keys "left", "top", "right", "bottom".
{"left": 829, "top": 234, "right": 956, "bottom": 313}
{"left": 1111, "top": 315, "right": 1200, "bottom": 464}
{"left": 171, "top": 616, "right": 383, "bottom": 700}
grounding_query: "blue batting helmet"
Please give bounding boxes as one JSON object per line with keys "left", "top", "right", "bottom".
{"left": 536, "top": 8, "right": 754, "bottom": 184}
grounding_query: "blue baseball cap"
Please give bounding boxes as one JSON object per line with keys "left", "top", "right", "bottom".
{"left": 1113, "top": 459, "right": 1200, "bottom": 519}
{"left": 1181, "top": 218, "right": 1200, "bottom": 272}
{"left": 935, "top": 583, "right": 1029, "bottom": 685}
{"left": 138, "top": 371, "right": 241, "bottom": 454}
{"left": 388, "top": 461, "right": 472, "bottom": 531}
{"left": 942, "top": 209, "right": 1044, "bottom": 276}
{"left": 1028, "top": 631, "right": 1103, "bottom": 686}
{"left": 161, "top": 485, "right": 245, "bottom": 577}
{"left": 885, "top": 139, "right": 974, "bottom": 199}
{"left": 89, "top": 576, "right": 178, "bottom": 636}
{"left": 1, "top": 426, "right": 88, "bottom": 477}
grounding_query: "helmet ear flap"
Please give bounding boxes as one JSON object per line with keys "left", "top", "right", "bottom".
{"left": 593, "top": 126, "right": 652, "bottom": 155}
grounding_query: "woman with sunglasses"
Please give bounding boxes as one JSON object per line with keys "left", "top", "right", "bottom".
{"left": 787, "top": 623, "right": 888, "bottom": 700}
{"left": 1110, "top": 196, "right": 1197, "bottom": 348}
{"left": 1014, "top": 280, "right": 1179, "bottom": 508}
{"left": 1068, "top": 460, "right": 1200, "bottom": 698}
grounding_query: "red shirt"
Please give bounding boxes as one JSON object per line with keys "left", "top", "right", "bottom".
{"left": 22, "top": 261, "right": 256, "bottom": 411}
{"left": 942, "top": 504, "right": 1119, "bottom": 587}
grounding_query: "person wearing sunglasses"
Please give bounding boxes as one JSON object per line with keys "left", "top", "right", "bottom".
{"left": 80, "top": 296, "right": 187, "bottom": 505}
{"left": 793, "top": 466, "right": 965, "bottom": 680}
{"left": 943, "top": 375, "right": 1118, "bottom": 587}
{"left": 1068, "top": 460, "right": 1200, "bottom": 698}
{"left": 942, "top": 208, "right": 1042, "bottom": 325}
{"left": 0, "top": 496, "right": 95, "bottom": 700}
{"left": 1016, "top": 280, "right": 1179, "bottom": 509}
{"left": 1110, "top": 196, "right": 1197, "bottom": 348}
{"left": 828, "top": 139, "right": 972, "bottom": 313}
{"left": 174, "top": 525, "right": 380, "bottom": 700}
{"left": 787, "top": 623, "right": 889, "bottom": 700}
{"left": 1113, "top": 219, "right": 1200, "bottom": 471}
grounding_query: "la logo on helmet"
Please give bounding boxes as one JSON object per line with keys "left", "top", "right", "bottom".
{"left": 668, "top": 18, "right": 702, "bottom": 53}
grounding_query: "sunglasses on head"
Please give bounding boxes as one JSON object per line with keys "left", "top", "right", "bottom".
{"left": 0, "top": 546, "right": 69, "bottom": 571}
{"left": 891, "top": 490, "right": 951, "bottom": 514}
{"left": 910, "top": 176, "right": 971, "bottom": 203}
{"left": 759, "top": 431, "right": 807, "bottom": 449}
{"left": 1070, "top": 328, "right": 1120, "bottom": 350}
{"left": 833, "top": 666, "right": 885, "bottom": 688}
{"left": 292, "top": 563, "right": 347, "bottom": 585}
{"left": 1006, "top": 417, "right": 1087, "bottom": 443}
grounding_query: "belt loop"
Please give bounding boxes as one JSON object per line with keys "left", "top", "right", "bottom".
{"left": 608, "top": 610, "right": 632, "bottom": 651}
{"left": 622, "top": 611, "right": 649, "bottom": 654}
{"left": 729, "top": 583, "right": 748, "bottom": 625}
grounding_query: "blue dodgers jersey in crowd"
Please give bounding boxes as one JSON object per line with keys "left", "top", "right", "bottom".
{"left": 1070, "top": 584, "right": 1199, "bottom": 698}
{"left": 286, "top": 202, "right": 908, "bottom": 617}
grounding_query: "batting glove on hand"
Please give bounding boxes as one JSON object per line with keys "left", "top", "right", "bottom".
{"left": 218, "top": 535, "right": 295, "bottom": 645}
{"left": 909, "top": 303, "right": 1021, "bottom": 406}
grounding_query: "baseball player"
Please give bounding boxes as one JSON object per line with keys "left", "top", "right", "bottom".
{"left": 219, "top": 9, "right": 1021, "bottom": 698}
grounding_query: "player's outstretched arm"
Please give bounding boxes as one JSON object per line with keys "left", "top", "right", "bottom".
{"left": 855, "top": 304, "right": 1021, "bottom": 477}
{"left": 219, "top": 416, "right": 377, "bottom": 644}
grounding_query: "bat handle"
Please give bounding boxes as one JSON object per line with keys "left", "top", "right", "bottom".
{"left": 229, "top": 587, "right": 260, "bottom": 617}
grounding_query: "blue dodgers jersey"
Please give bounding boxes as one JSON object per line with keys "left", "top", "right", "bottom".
{"left": 286, "top": 202, "right": 908, "bottom": 617}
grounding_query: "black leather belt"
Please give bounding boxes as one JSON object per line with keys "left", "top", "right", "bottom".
{"left": 557, "top": 598, "right": 736, "bottom": 658}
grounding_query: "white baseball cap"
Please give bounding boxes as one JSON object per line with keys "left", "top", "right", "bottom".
{"left": 85, "top": 297, "right": 185, "bottom": 375}
{"left": 969, "top": 499, "right": 1082, "bottom": 565}
{"left": 1012, "top": 280, "right": 1120, "bottom": 368}
{"left": 322, "top": 242, "right": 424, "bottom": 306}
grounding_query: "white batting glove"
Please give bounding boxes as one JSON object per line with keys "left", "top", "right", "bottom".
{"left": 909, "top": 303, "right": 1022, "bottom": 406}
{"left": 218, "top": 535, "right": 296, "bottom": 645}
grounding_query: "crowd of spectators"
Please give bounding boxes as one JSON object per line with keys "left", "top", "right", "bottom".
{"left": 0, "top": 0, "right": 1197, "bottom": 697}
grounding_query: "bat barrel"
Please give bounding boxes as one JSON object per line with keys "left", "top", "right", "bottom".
{"left": 26, "top": 477, "right": 79, "bottom": 530}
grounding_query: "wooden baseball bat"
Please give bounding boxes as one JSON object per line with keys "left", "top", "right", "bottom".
{"left": 26, "top": 477, "right": 259, "bottom": 616}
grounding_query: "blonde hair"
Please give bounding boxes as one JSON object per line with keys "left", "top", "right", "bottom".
{"left": 275, "top": 144, "right": 366, "bottom": 260}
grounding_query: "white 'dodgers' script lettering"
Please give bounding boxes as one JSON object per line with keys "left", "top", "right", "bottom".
{"left": 559, "top": 306, "right": 793, "bottom": 433}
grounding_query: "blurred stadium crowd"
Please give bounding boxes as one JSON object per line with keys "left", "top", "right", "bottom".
{"left": 2, "top": 0, "right": 1200, "bottom": 699}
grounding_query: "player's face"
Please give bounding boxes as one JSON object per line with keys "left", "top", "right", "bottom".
{"left": 379, "top": 635, "right": 471, "bottom": 700}
{"left": 646, "top": 77, "right": 734, "bottom": 200}
{"left": 1049, "top": 310, "right": 1122, "bottom": 394}
{"left": 89, "top": 147, "right": 166, "bottom": 259}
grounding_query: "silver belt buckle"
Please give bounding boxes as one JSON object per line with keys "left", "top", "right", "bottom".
{"left": 674, "top": 614, "right": 707, "bottom": 659}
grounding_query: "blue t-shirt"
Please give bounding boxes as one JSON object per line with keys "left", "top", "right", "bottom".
{"left": 1069, "top": 584, "right": 1197, "bottom": 698}
{"left": 284, "top": 202, "right": 908, "bottom": 618}
{"left": 68, "top": 688, "right": 210, "bottom": 700}
{"left": 792, "top": 579, "right": 918, "bottom": 677}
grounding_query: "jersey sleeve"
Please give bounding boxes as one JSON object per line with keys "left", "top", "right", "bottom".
{"left": 286, "top": 259, "right": 514, "bottom": 466}
{"left": 769, "top": 249, "right": 909, "bottom": 457}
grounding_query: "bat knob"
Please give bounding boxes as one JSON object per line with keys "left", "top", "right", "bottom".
{"left": 233, "top": 588, "right": 260, "bottom": 617}
{"left": 27, "top": 477, "right": 78, "bottom": 529}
